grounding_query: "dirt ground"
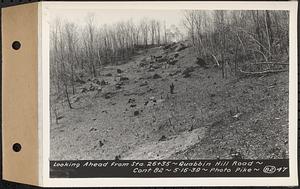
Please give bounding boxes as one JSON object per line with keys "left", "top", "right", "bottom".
{"left": 50, "top": 43, "right": 289, "bottom": 160}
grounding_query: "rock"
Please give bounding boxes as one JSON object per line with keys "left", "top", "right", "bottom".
{"left": 195, "top": 57, "right": 209, "bottom": 68}
{"left": 139, "top": 81, "right": 148, "bottom": 87}
{"left": 183, "top": 66, "right": 195, "bottom": 73}
{"left": 102, "top": 92, "right": 115, "bottom": 99}
{"left": 81, "top": 87, "right": 87, "bottom": 93}
{"left": 169, "top": 70, "right": 181, "bottom": 76}
{"left": 115, "top": 155, "right": 121, "bottom": 160}
{"left": 156, "top": 56, "right": 168, "bottom": 63}
{"left": 170, "top": 83, "right": 175, "bottom": 94}
{"left": 182, "top": 66, "right": 195, "bottom": 78}
{"left": 90, "top": 127, "right": 96, "bottom": 132}
{"left": 92, "top": 78, "right": 99, "bottom": 83}
{"left": 75, "top": 77, "right": 85, "bottom": 84}
{"left": 168, "top": 59, "right": 178, "bottom": 65}
{"left": 117, "top": 69, "right": 123, "bottom": 73}
{"left": 89, "top": 84, "right": 96, "bottom": 91}
{"left": 117, "top": 81, "right": 124, "bottom": 85}
{"left": 105, "top": 73, "right": 112, "bottom": 77}
{"left": 120, "top": 76, "right": 129, "bottom": 81}
{"left": 152, "top": 64, "right": 161, "bottom": 69}
{"left": 115, "top": 84, "right": 122, "bottom": 90}
{"left": 104, "top": 93, "right": 111, "bottom": 99}
{"left": 95, "top": 80, "right": 101, "bottom": 85}
{"left": 157, "top": 99, "right": 165, "bottom": 104}
{"left": 232, "top": 152, "right": 243, "bottom": 159}
{"left": 139, "top": 62, "right": 148, "bottom": 67}
{"left": 163, "top": 43, "right": 173, "bottom": 50}
{"left": 232, "top": 112, "right": 242, "bottom": 119}
{"left": 229, "top": 148, "right": 243, "bottom": 159}
{"left": 128, "top": 98, "right": 136, "bottom": 103}
{"left": 56, "top": 115, "right": 64, "bottom": 120}
{"left": 148, "top": 67, "right": 155, "bottom": 72}
{"left": 183, "top": 73, "right": 191, "bottom": 78}
{"left": 152, "top": 73, "right": 162, "bottom": 79}
{"left": 115, "top": 81, "right": 124, "bottom": 90}
{"left": 159, "top": 135, "right": 167, "bottom": 141}
{"left": 100, "top": 80, "right": 108, "bottom": 86}
{"left": 134, "top": 110, "right": 139, "bottom": 116}
{"left": 72, "top": 96, "right": 81, "bottom": 103}
{"left": 175, "top": 43, "right": 187, "bottom": 52}
{"left": 147, "top": 88, "right": 154, "bottom": 92}
{"left": 89, "top": 127, "right": 97, "bottom": 132}
{"left": 99, "top": 140, "right": 104, "bottom": 147}
{"left": 146, "top": 97, "right": 157, "bottom": 106}
{"left": 130, "top": 104, "right": 137, "bottom": 108}
{"left": 141, "top": 57, "right": 147, "bottom": 62}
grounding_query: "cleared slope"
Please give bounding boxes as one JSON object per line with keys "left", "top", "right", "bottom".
{"left": 50, "top": 44, "right": 289, "bottom": 160}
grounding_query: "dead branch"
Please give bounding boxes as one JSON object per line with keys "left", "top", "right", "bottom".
{"left": 211, "top": 54, "right": 220, "bottom": 67}
{"left": 236, "top": 27, "right": 269, "bottom": 53}
{"left": 250, "top": 62, "right": 289, "bottom": 65}
{"left": 239, "top": 68, "right": 288, "bottom": 75}
{"left": 234, "top": 31, "right": 246, "bottom": 55}
{"left": 252, "top": 49, "right": 268, "bottom": 62}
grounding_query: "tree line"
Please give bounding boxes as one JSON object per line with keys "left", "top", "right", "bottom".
{"left": 50, "top": 10, "right": 289, "bottom": 110}
{"left": 182, "top": 10, "right": 289, "bottom": 77}
{"left": 50, "top": 16, "right": 182, "bottom": 108}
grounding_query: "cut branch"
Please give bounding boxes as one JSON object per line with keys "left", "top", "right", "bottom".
{"left": 239, "top": 68, "right": 288, "bottom": 75}
{"left": 250, "top": 62, "right": 289, "bottom": 65}
{"left": 211, "top": 54, "right": 220, "bottom": 67}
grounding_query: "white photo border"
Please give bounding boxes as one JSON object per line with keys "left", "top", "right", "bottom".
{"left": 40, "top": 1, "right": 298, "bottom": 187}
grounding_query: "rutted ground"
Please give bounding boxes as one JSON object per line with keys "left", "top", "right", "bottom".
{"left": 50, "top": 42, "right": 288, "bottom": 160}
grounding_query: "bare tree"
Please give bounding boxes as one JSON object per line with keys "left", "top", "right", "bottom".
{"left": 140, "top": 18, "right": 149, "bottom": 47}
{"left": 182, "top": 10, "right": 289, "bottom": 77}
{"left": 86, "top": 14, "right": 97, "bottom": 77}
{"left": 65, "top": 23, "right": 78, "bottom": 95}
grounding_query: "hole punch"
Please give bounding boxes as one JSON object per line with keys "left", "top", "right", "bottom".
{"left": 12, "top": 143, "right": 22, "bottom": 152}
{"left": 12, "top": 41, "right": 21, "bottom": 50}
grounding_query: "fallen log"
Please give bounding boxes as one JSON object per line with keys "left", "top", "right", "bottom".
{"left": 239, "top": 69, "right": 288, "bottom": 75}
{"left": 250, "top": 62, "right": 289, "bottom": 65}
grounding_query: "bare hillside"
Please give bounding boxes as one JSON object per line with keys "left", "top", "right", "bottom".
{"left": 50, "top": 43, "right": 289, "bottom": 160}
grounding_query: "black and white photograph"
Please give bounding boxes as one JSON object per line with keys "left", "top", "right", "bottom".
{"left": 49, "top": 6, "right": 291, "bottom": 161}
{"left": 0, "top": 1, "right": 297, "bottom": 187}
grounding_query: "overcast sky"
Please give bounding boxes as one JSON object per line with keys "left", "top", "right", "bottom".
{"left": 49, "top": 9, "right": 186, "bottom": 31}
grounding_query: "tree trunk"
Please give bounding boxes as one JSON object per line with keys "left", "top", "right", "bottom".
{"left": 64, "top": 84, "right": 73, "bottom": 109}
{"left": 234, "top": 43, "right": 238, "bottom": 76}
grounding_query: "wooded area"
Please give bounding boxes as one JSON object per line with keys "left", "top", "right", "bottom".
{"left": 50, "top": 10, "right": 289, "bottom": 109}
{"left": 50, "top": 16, "right": 183, "bottom": 108}
{"left": 182, "top": 10, "right": 289, "bottom": 77}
